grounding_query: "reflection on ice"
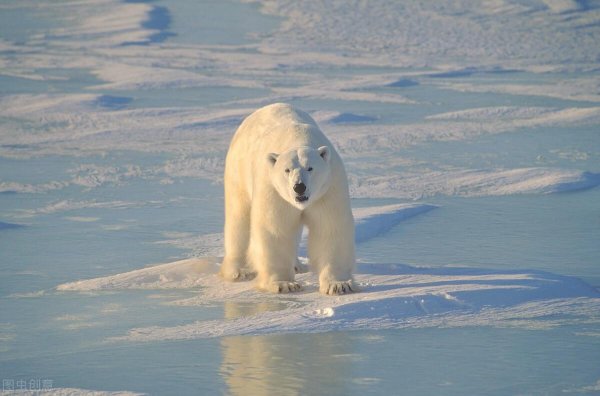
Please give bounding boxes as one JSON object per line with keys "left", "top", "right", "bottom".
{"left": 220, "top": 322, "right": 353, "bottom": 396}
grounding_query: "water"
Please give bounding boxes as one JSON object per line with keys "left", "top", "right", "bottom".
{"left": 1, "top": 0, "right": 599, "bottom": 394}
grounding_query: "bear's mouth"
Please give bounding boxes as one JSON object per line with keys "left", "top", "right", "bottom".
{"left": 295, "top": 195, "right": 309, "bottom": 203}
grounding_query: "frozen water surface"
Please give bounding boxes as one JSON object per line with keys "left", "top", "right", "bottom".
{"left": 1, "top": 0, "right": 599, "bottom": 394}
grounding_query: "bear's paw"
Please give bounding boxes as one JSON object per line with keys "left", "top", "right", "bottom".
{"left": 266, "top": 281, "right": 303, "bottom": 294}
{"left": 320, "top": 280, "right": 358, "bottom": 295}
{"left": 220, "top": 267, "right": 256, "bottom": 282}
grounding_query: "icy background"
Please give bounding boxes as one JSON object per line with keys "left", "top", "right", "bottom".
{"left": 1, "top": 0, "right": 599, "bottom": 394}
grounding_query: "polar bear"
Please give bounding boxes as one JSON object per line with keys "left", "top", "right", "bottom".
{"left": 220, "top": 103, "right": 356, "bottom": 295}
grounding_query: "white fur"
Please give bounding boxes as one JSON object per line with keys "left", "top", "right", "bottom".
{"left": 220, "top": 103, "right": 356, "bottom": 295}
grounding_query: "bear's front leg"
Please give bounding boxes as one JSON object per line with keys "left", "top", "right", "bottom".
{"left": 249, "top": 221, "right": 303, "bottom": 294}
{"left": 254, "top": 248, "right": 303, "bottom": 294}
{"left": 305, "top": 193, "right": 358, "bottom": 296}
{"left": 252, "top": 241, "right": 302, "bottom": 293}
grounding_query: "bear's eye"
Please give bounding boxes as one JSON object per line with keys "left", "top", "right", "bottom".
{"left": 285, "top": 169, "right": 290, "bottom": 173}
{"left": 307, "top": 167, "right": 313, "bottom": 171}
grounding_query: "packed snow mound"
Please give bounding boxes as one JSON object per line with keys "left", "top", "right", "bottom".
{"left": 57, "top": 257, "right": 600, "bottom": 340}
{"left": 311, "top": 110, "right": 377, "bottom": 124}
{"left": 56, "top": 258, "right": 218, "bottom": 291}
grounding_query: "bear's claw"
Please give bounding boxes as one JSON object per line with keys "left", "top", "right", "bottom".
{"left": 268, "top": 281, "right": 303, "bottom": 293}
{"left": 321, "top": 280, "right": 357, "bottom": 295}
{"left": 235, "top": 269, "right": 257, "bottom": 281}
{"left": 220, "top": 267, "right": 256, "bottom": 282}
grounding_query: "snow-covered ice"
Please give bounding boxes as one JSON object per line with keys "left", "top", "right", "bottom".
{"left": 2, "top": 0, "right": 599, "bottom": 394}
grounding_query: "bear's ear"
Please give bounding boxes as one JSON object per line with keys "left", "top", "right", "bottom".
{"left": 267, "top": 153, "right": 279, "bottom": 166}
{"left": 318, "top": 146, "right": 330, "bottom": 163}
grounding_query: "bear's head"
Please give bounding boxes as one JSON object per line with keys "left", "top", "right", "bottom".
{"left": 267, "top": 146, "right": 331, "bottom": 210}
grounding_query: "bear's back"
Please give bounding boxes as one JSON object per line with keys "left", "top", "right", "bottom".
{"left": 230, "top": 104, "right": 328, "bottom": 152}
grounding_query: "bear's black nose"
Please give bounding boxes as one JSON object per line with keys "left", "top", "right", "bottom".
{"left": 293, "top": 182, "right": 306, "bottom": 195}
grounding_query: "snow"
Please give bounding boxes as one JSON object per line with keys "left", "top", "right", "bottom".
{"left": 1, "top": 92, "right": 597, "bottom": 200}
{"left": 45, "top": 0, "right": 158, "bottom": 47}
{"left": 16, "top": 200, "right": 149, "bottom": 218}
{"left": 0, "top": 180, "right": 67, "bottom": 194}
{"left": 435, "top": 79, "right": 600, "bottom": 103}
{"left": 57, "top": 258, "right": 218, "bottom": 291}
{"left": 311, "top": 111, "right": 378, "bottom": 124}
{"left": 563, "top": 380, "right": 600, "bottom": 393}
{"left": 349, "top": 168, "right": 600, "bottom": 199}
{"left": 254, "top": 0, "right": 600, "bottom": 69}
{"left": 88, "top": 63, "right": 261, "bottom": 91}
{"left": 541, "top": 0, "right": 582, "bottom": 14}
{"left": 86, "top": 261, "right": 599, "bottom": 341}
